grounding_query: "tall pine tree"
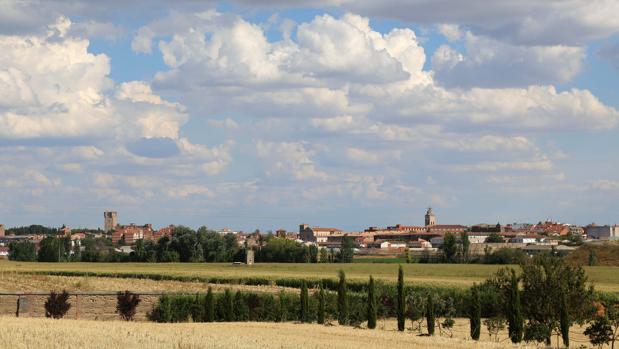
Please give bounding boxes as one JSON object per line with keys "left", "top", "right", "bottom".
{"left": 469, "top": 285, "right": 481, "bottom": 340}
{"left": 205, "top": 287, "right": 215, "bottom": 322}
{"left": 367, "top": 276, "right": 377, "bottom": 329}
{"left": 337, "top": 270, "right": 349, "bottom": 325}
{"left": 300, "top": 280, "right": 309, "bottom": 323}
{"left": 426, "top": 294, "right": 435, "bottom": 336}
{"left": 507, "top": 270, "right": 524, "bottom": 343}
{"left": 397, "top": 265, "right": 405, "bottom": 331}
{"left": 317, "top": 282, "right": 326, "bottom": 324}
{"left": 560, "top": 284, "right": 570, "bottom": 348}
{"left": 223, "top": 289, "right": 234, "bottom": 322}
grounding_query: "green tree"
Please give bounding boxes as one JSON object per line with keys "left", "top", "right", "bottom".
{"left": 278, "top": 290, "right": 288, "bottom": 322}
{"left": 234, "top": 291, "right": 248, "bottom": 321}
{"left": 367, "top": 276, "right": 377, "bottom": 329}
{"left": 37, "top": 237, "right": 69, "bottom": 262}
{"left": 407, "top": 294, "right": 425, "bottom": 334}
{"left": 397, "top": 265, "right": 405, "bottom": 331}
{"left": 520, "top": 254, "right": 593, "bottom": 346}
{"left": 442, "top": 233, "right": 458, "bottom": 263}
{"left": 469, "top": 285, "right": 481, "bottom": 340}
{"left": 560, "top": 286, "right": 570, "bottom": 348}
{"left": 586, "top": 316, "right": 613, "bottom": 349}
{"left": 337, "top": 236, "right": 355, "bottom": 263}
{"left": 205, "top": 287, "right": 215, "bottom": 322}
{"left": 589, "top": 249, "right": 598, "bottom": 266}
{"left": 507, "top": 270, "right": 524, "bottom": 343}
{"left": 299, "top": 280, "right": 309, "bottom": 323}
{"left": 223, "top": 289, "right": 234, "bottom": 322}
{"left": 460, "top": 231, "right": 470, "bottom": 263}
{"left": 337, "top": 270, "right": 349, "bottom": 325}
{"left": 426, "top": 294, "right": 435, "bottom": 336}
{"left": 486, "top": 232, "right": 504, "bottom": 243}
{"left": 8, "top": 241, "right": 36, "bottom": 261}
{"left": 317, "top": 283, "right": 326, "bottom": 324}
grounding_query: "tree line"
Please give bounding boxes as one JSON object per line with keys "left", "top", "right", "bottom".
{"left": 8, "top": 226, "right": 355, "bottom": 263}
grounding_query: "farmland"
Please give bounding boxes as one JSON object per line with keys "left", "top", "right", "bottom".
{"left": 1, "top": 260, "right": 618, "bottom": 292}
{"left": 0, "top": 316, "right": 534, "bottom": 349}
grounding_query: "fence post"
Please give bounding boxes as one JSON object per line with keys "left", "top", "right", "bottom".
{"left": 16, "top": 296, "right": 20, "bottom": 317}
{"left": 75, "top": 294, "right": 79, "bottom": 319}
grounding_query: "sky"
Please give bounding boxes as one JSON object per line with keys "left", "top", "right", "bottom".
{"left": 1, "top": 0, "right": 619, "bottom": 232}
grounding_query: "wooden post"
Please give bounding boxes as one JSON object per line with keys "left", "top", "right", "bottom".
{"left": 75, "top": 294, "right": 79, "bottom": 319}
{"left": 16, "top": 296, "right": 20, "bottom": 317}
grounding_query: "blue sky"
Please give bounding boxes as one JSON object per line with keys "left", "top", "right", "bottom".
{"left": 1, "top": 1, "right": 619, "bottom": 232}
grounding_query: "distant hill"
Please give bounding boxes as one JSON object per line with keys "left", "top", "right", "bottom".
{"left": 565, "top": 242, "right": 619, "bottom": 266}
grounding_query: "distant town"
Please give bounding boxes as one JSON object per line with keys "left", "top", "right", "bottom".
{"left": 1, "top": 208, "right": 617, "bottom": 262}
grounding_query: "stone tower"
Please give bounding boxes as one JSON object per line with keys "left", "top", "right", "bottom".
{"left": 104, "top": 211, "right": 118, "bottom": 232}
{"left": 425, "top": 207, "right": 436, "bottom": 227}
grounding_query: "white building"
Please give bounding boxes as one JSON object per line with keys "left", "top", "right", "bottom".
{"left": 380, "top": 241, "right": 407, "bottom": 249}
{"left": 510, "top": 236, "right": 546, "bottom": 244}
{"left": 586, "top": 225, "right": 619, "bottom": 240}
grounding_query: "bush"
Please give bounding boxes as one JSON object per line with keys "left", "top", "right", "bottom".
{"left": 45, "top": 290, "right": 71, "bottom": 319}
{"left": 116, "top": 291, "right": 141, "bottom": 321}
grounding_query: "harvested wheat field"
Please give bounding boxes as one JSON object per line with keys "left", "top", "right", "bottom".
{"left": 0, "top": 316, "right": 532, "bottom": 349}
{"left": 0, "top": 272, "right": 286, "bottom": 294}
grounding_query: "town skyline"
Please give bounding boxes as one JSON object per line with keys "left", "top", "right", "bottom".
{"left": 2, "top": 207, "right": 616, "bottom": 234}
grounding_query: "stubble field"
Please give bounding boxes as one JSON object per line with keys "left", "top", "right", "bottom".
{"left": 0, "top": 316, "right": 536, "bottom": 349}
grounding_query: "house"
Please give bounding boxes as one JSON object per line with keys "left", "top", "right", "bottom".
{"left": 111, "top": 224, "right": 154, "bottom": 245}
{"left": 153, "top": 225, "right": 175, "bottom": 241}
{"left": 70, "top": 232, "right": 86, "bottom": 248}
{"left": 531, "top": 221, "right": 569, "bottom": 236}
{"left": 299, "top": 224, "right": 343, "bottom": 243}
{"left": 426, "top": 225, "right": 468, "bottom": 234}
{"left": 385, "top": 224, "right": 426, "bottom": 232}
{"left": 57, "top": 225, "right": 71, "bottom": 237}
{"left": 510, "top": 236, "right": 546, "bottom": 244}
{"left": 379, "top": 241, "right": 407, "bottom": 249}
{"left": 409, "top": 238, "right": 432, "bottom": 249}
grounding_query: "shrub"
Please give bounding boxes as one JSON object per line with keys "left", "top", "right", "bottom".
{"left": 116, "top": 291, "right": 141, "bottom": 321}
{"left": 44, "top": 290, "right": 71, "bottom": 319}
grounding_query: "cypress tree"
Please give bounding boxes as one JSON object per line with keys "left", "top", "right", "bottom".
{"left": 337, "top": 270, "right": 349, "bottom": 325}
{"left": 426, "top": 294, "right": 435, "bottom": 336}
{"left": 234, "top": 290, "right": 248, "bottom": 321}
{"left": 205, "top": 287, "right": 215, "bottom": 322}
{"left": 278, "top": 290, "right": 287, "bottom": 322}
{"left": 223, "top": 289, "right": 233, "bottom": 322}
{"left": 397, "top": 265, "right": 405, "bottom": 331}
{"left": 300, "top": 280, "right": 309, "bottom": 323}
{"left": 367, "top": 276, "right": 377, "bottom": 329}
{"left": 507, "top": 270, "right": 524, "bottom": 343}
{"left": 560, "top": 286, "right": 570, "bottom": 348}
{"left": 469, "top": 285, "right": 481, "bottom": 340}
{"left": 317, "top": 283, "right": 326, "bottom": 324}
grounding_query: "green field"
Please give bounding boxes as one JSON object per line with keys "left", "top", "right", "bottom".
{"left": 1, "top": 261, "right": 617, "bottom": 292}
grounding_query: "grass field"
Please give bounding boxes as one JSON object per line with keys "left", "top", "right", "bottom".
{"left": 1, "top": 260, "right": 618, "bottom": 292}
{"left": 0, "top": 316, "right": 537, "bottom": 349}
